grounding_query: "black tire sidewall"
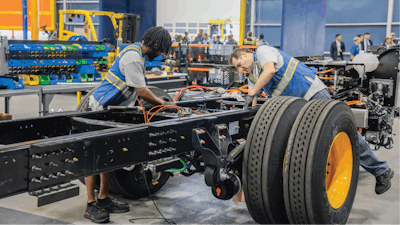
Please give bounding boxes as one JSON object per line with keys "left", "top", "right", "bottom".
{"left": 306, "top": 102, "right": 360, "bottom": 224}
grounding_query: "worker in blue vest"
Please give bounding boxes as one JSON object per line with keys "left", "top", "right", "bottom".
{"left": 85, "top": 26, "right": 173, "bottom": 223}
{"left": 230, "top": 46, "right": 394, "bottom": 197}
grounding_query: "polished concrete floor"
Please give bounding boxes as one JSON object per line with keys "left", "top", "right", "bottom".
{"left": 0, "top": 93, "right": 398, "bottom": 224}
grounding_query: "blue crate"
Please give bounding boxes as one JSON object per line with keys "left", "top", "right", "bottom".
{"left": 58, "top": 74, "right": 67, "bottom": 83}
{"left": 75, "top": 65, "right": 95, "bottom": 74}
{"left": 8, "top": 44, "right": 22, "bottom": 51}
{"left": 0, "top": 77, "right": 24, "bottom": 89}
{"left": 87, "top": 52, "right": 109, "bottom": 58}
{"left": 71, "top": 73, "right": 81, "bottom": 83}
{"left": 49, "top": 74, "right": 58, "bottom": 85}
{"left": 94, "top": 72, "right": 102, "bottom": 81}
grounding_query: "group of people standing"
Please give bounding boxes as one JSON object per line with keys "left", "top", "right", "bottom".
{"left": 172, "top": 30, "right": 269, "bottom": 46}
{"left": 330, "top": 33, "right": 398, "bottom": 60}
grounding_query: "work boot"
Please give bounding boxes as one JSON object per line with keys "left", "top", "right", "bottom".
{"left": 98, "top": 197, "right": 130, "bottom": 213}
{"left": 375, "top": 168, "right": 394, "bottom": 194}
{"left": 84, "top": 202, "right": 110, "bottom": 223}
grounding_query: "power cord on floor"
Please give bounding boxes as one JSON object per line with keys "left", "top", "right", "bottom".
{"left": 129, "top": 170, "right": 176, "bottom": 224}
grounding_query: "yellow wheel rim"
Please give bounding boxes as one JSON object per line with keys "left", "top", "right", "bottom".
{"left": 326, "top": 132, "right": 353, "bottom": 209}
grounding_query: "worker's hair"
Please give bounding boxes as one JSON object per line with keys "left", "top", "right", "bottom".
{"left": 228, "top": 34, "right": 233, "bottom": 38}
{"left": 203, "top": 33, "right": 208, "bottom": 37}
{"left": 141, "top": 26, "right": 172, "bottom": 54}
{"left": 228, "top": 48, "right": 253, "bottom": 64}
{"left": 335, "top": 34, "right": 341, "bottom": 37}
{"left": 391, "top": 32, "right": 396, "bottom": 36}
{"left": 247, "top": 31, "right": 252, "bottom": 37}
{"left": 259, "top": 34, "right": 264, "bottom": 39}
{"left": 364, "top": 32, "right": 370, "bottom": 35}
{"left": 353, "top": 37, "right": 359, "bottom": 42}
{"left": 383, "top": 37, "right": 390, "bottom": 43}
{"left": 357, "top": 34, "right": 363, "bottom": 38}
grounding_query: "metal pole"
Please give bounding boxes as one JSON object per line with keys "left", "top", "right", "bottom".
{"left": 64, "top": 0, "right": 67, "bottom": 30}
{"left": 386, "top": 0, "right": 394, "bottom": 37}
{"left": 32, "top": 0, "right": 39, "bottom": 40}
{"left": 22, "top": 0, "right": 28, "bottom": 40}
{"left": 250, "top": 0, "right": 256, "bottom": 37}
{"left": 333, "top": 70, "right": 338, "bottom": 95}
{"left": 239, "top": 0, "right": 246, "bottom": 45}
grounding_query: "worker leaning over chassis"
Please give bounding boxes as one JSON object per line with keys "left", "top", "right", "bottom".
{"left": 84, "top": 26, "right": 174, "bottom": 223}
{"left": 229, "top": 46, "right": 394, "bottom": 198}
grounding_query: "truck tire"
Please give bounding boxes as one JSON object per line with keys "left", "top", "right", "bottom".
{"left": 242, "top": 96, "right": 307, "bottom": 224}
{"left": 283, "top": 100, "right": 360, "bottom": 224}
{"left": 77, "top": 86, "right": 171, "bottom": 197}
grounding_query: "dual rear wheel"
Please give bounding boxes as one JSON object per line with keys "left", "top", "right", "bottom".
{"left": 243, "top": 97, "right": 360, "bottom": 224}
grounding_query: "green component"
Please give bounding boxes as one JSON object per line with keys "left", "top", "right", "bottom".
{"left": 103, "top": 58, "right": 108, "bottom": 64}
{"left": 79, "top": 74, "right": 88, "bottom": 82}
{"left": 66, "top": 44, "right": 73, "bottom": 51}
{"left": 76, "top": 59, "right": 82, "bottom": 65}
{"left": 81, "top": 59, "right": 87, "bottom": 65}
{"left": 61, "top": 45, "right": 68, "bottom": 51}
{"left": 99, "top": 45, "right": 106, "bottom": 51}
{"left": 165, "top": 156, "right": 187, "bottom": 173}
{"left": 93, "top": 59, "right": 98, "bottom": 64}
{"left": 66, "top": 78, "right": 73, "bottom": 83}
{"left": 72, "top": 45, "right": 79, "bottom": 51}
{"left": 95, "top": 45, "right": 101, "bottom": 51}
{"left": 87, "top": 74, "right": 94, "bottom": 82}
{"left": 45, "top": 45, "right": 56, "bottom": 51}
{"left": 39, "top": 75, "right": 50, "bottom": 85}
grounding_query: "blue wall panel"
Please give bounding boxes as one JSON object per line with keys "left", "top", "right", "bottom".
{"left": 257, "top": 26, "right": 282, "bottom": 47}
{"left": 393, "top": 0, "right": 400, "bottom": 22}
{"left": 99, "top": 0, "right": 156, "bottom": 44}
{"left": 281, "top": 0, "right": 326, "bottom": 56}
{"left": 324, "top": 26, "right": 386, "bottom": 53}
{"left": 326, "top": 0, "right": 388, "bottom": 23}
{"left": 256, "top": 0, "right": 282, "bottom": 24}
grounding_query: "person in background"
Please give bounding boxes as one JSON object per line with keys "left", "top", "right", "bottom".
{"left": 350, "top": 36, "right": 361, "bottom": 60}
{"left": 215, "top": 36, "right": 223, "bottom": 44}
{"left": 202, "top": 33, "right": 211, "bottom": 44}
{"left": 361, "top": 33, "right": 373, "bottom": 53}
{"left": 243, "top": 31, "right": 256, "bottom": 45}
{"left": 256, "top": 34, "right": 269, "bottom": 46}
{"left": 172, "top": 35, "right": 182, "bottom": 45}
{"left": 381, "top": 37, "right": 392, "bottom": 50}
{"left": 212, "top": 34, "right": 217, "bottom": 44}
{"left": 330, "top": 34, "right": 345, "bottom": 60}
{"left": 357, "top": 34, "right": 364, "bottom": 51}
{"left": 182, "top": 32, "right": 190, "bottom": 44}
{"left": 225, "top": 34, "right": 238, "bottom": 45}
{"left": 390, "top": 32, "right": 398, "bottom": 46}
{"left": 194, "top": 29, "right": 204, "bottom": 43}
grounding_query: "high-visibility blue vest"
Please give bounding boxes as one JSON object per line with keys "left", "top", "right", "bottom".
{"left": 249, "top": 47, "right": 316, "bottom": 98}
{"left": 93, "top": 42, "right": 144, "bottom": 107}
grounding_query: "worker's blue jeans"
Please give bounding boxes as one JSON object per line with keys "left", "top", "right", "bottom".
{"left": 310, "top": 88, "right": 389, "bottom": 177}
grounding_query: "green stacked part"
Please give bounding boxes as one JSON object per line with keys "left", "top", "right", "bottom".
{"left": 80, "top": 74, "right": 88, "bottom": 82}
{"left": 39, "top": 75, "right": 50, "bottom": 85}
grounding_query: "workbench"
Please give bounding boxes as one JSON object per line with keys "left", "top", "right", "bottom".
{"left": 0, "top": 73, "right": 189, "bottom": 116}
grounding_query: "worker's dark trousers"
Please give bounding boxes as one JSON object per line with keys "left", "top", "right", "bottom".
{"left": 309, "top": 88, "right": 389, "bottom": 177}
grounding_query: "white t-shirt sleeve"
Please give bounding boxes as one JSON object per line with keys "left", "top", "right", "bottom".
{"left": 118, "top": 51, "right": 146, "bottom": 88}
{"left": 255, "top": 46, "right": 284, "bottom": 72}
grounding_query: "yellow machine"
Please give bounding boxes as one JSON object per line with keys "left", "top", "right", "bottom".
{"left": 58, "top": 10, "right": 140, "bottom": 54}
{"left": 208, "top": 19, "right": 227, "bottom": 40}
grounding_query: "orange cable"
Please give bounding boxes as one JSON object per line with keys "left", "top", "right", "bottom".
{"left": 316, "top": 68, "right": 334, "bottom": 74}
{"left": 137, "top": 98, "right": 148, "bottom": 124}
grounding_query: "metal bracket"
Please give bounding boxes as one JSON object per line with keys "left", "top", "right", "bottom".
{"left": 0, "top": 36, "right": 9, "bottom": 76}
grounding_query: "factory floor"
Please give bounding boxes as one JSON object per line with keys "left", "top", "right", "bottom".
{"left": 0, "top": 93, "right": 398, "bottom": 224}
